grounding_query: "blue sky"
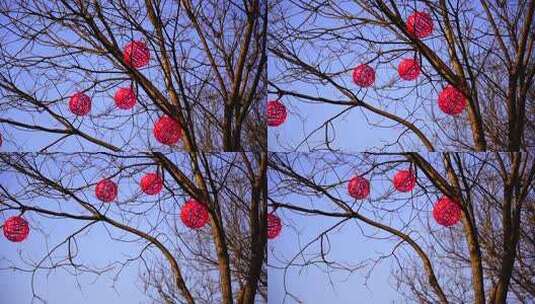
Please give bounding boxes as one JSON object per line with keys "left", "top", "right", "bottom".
{"left": 0, "top": 170, "right": 146, "bottom": 303}
{"left": 0, "top": 16, "right": 165, "bottom": 152}
{"left": 267, "top": 1, "right": 479, "bottom": 152}
{"left": 0, "top": 153, "right": 207, "bottom": 304}
{"left": 267, "top": 153, "right": 449, "bottom": 304}
{"left": 268, "top": 210, "right": 400, "bottom": 304}
{"left": 0, "top": 1, "right": 490, "bottom": 303}
{"left": 0, "top": 1, "right": 222, "bottom": 153}
{"left": 0, "top": 220, "right": 146, "bottom": 303}
{"left": 0, "top": 3, "right": 245, "bottom": 303}
{"left": 0, "top": 4, "right": 172, "bottom": 301}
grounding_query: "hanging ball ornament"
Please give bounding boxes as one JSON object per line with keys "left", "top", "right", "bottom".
{"left": 438, "top": 85, "right": 467, "bottom": 115}
{"left": 153, "top": 115, "right": 182, "bottom": 145}
{"left": 95, "top": 179, "right": 118, "bottom": 203}
{"left": 3, "top": 216, "right": 30, "bottom": 242}
{"left": 114, "top": 87, "right": 137, "bottom": 110}
{"left": 352, "top": 64, "right": 375, "bottom": 87}
{"left": 393, "top": 169, "right": 416, "bottom": 192}
{"left": 180, "top": 199, "right": 209, "bottom": 229}
{"left": 123, "top": 40, "right": 150, "bottom": 69}
{"left": 267, "top": 100, "right": 287, "bottom": 127}
{"left": 433, "top": 196, "right": 462, "bottom": 227}
{"left": 347, "top": 176, "right": 370, "bottom": 199}
{"left": 398, "top": 58, "right": 421, "bottom": 81}
{"left": 140, "top": 172, "right": 163, "bottom": 195}
{"left": 69, "top": 92, "right": 91, "bottom": 116}
{"left": 406, "top": 11, "right": 433, "bottom": 39}
{"left": 267, "top": 213, "right": 282, "bottom": 239}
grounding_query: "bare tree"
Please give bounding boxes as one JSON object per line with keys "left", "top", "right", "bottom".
{"left": 268, "top": 152, "right": 534, "bottom": 304}
{"left": 0, "top": 0, "right": 266, "bottom": 152}
{"left": 0, "top": 151, "right": 267, "bottom": 304}
{"left": 269, "top": 0, "right": 535, "bottom": 151}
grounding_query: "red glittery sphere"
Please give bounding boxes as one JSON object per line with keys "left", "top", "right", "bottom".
{"left": 69, "top": 92, "right": 91, "bottom": 116}
{"left": 140, "top": 173, "right": 163, "bottom": 195}
{"left": 398, "top": 58, "right": 421, "bottom": 80}
{"left": 347, "top": 176, "right": 370, "bottom": 199}
{"left": 95, "top": 179, "right": 118, "bottom": 203}
{"left": 267, "top": 213, "right": 282, "bottom": 239}
{"left": 433, "top": 196, "right": 462, "bottom": 227}
{"left": 393, "top": 169, "right": 416, "bottom": 192}
{"left": 407, "top": 11, "right": 433, "bottom": 39}
{"left": 267, "top": 100, "right": 287, "bottom": 127}
{"left": 123, "top": 41, "right": 150, "bottom": 68}
{"left": 114, "top": 87, "right": 137, "bottom": 110}
{"left": 180, "top": 199, "right": 209, "bottom": 229}
{"left": 3, "top": 216, "right": 29, "bottom": 242}
{"left": 438, "top": 85, "right": 467, "bottom": 115}
{"left": 153, "top": 115, "right": 182, "bottom": 145}
{"left": 352, "top": 64, "right": 375, "bottom": 87}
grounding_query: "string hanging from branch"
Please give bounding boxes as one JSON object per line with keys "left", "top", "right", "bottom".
{"left": 398, "top": 58, "right": 421, "bottom": 81}
{"left": 153, "top": 115, "right": 182, "bottom": 145}
{"left": 352, "top": 64, "right": 375, "bottom": 87}
{"left": 406, "top": 11, "right": 433, "bottom": 38}
{"left": 180, "top": 199, "right": 209, "bottom": 229}
{"left": 95, "top": 179, "right": 118, "bottom": 203}
{"left": 140, "top": 172, "right": 163, "bottom": 195}
{"left": 267, "top": 100, "right": 287, "bottom": 127}
{"left": 114, "top": 87, "right": 137, "bottom": 110}
{"left": 123, "top": 40, "right": 150, "bottom": 69}
{"left": 347, "top": 176, "right": 370, "bottom": 199}
{"left": 433, "top": 196, "right": 462, "bottom": 227}
{"left": 69, "top": 92, "right": 91, "bottom": 116}
{"left": 267, "top": 213, "right": 282, "bottom": 239}
{"left": 3, "top": 216, "right": 29, "bottom": 242}
{"left": 393, "top": 169, "right": 416, "bottom": 192}
{"left": 438, "top": 85, "right": 467, "bottom": 115}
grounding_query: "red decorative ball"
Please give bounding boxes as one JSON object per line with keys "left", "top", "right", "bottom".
{"left": 398, "top": 58, "right": 421, "bottom": 80}
{"left": 393, "top": 169, "right": 416, "bottom": 192}
{"left": 267, "top": 100, "right": 287, "bottom": 127}
{"left": 180, "top": 199, "right": 209, "bottom": 229}
{"left": 352, "top": 64, "right": 375, "bottom": 87}
{"left": 140, "top": 173, "right": 163, "bottom": 195}
{"left": 123, "top": 40, "right": 150, "bottom": 69}
{"left": 69, "top": 92, "right": 91, "bottom": 116}
{"left": 153, "top": 115, "right": 182, "bottom": 145}
{"left": 407, "top": 11, "right": 433, "bottom": 39}
{"left": 114, "top": 87, "right": 136, "bottom": 110}
{"left": 3, "top": 216, "right": 29, "bottom": 242}
{"left": 267, "top": 213, "right": 282, "bottom": 239}
{"left": 95, "top": 179, "right": 118, "bottom": 203}
{"left": 433, "top": 196, "right": 462, "bottom": 227}
{"left": 347, "top": 176, "right": 370, "bottom": 199}
{"left": 438, "top": 85, "right": 467, "bottom": 115}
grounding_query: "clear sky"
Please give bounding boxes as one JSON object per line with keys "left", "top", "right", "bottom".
{"left": 0, "top": 1, "right": 202, "bottom": 153}
{"left": 0, "top": 3, "right": 229, "bottom": 303}
{"left": 0, "top": 220, "right": 147, "bottom": 303}
{"left": 267, "top": 1, "right": 477, "bottom": 152}
{"left": 0, "top": 159, "right": 149, "bottom": 303}
{"left": 0, "top": 153, "right": 208, "bottom": 304}
{"left": 0, "top": 1, "right": 476, "bottom": 304}
{"left": 0, "top": 4, "right": 176, "bottom": 301}
{"left": 267, "top": 153, "right": 448, "bottom": 304}
{"left": 268, "top": 209, "right": 401, "bottom": 304}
